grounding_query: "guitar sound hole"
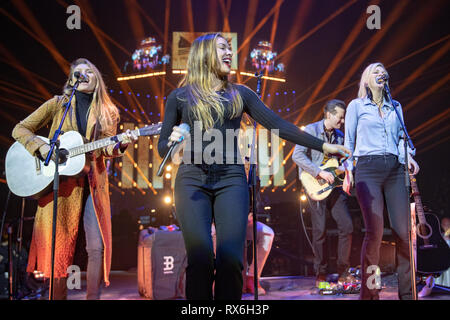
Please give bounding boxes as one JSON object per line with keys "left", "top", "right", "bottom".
{"left": 417, "top": 223, "right": 432, "bottom": 239}
{"left": 59, "top": 149, "right": 69, "bottom": 164}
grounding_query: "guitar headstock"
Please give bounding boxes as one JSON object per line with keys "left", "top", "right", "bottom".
{"left": 138, "top": 122, "right": 162, "bottom": 137}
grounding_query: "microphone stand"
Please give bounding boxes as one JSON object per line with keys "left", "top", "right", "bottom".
{"left": 45, "top": 79, "right": 80, "bottom": 300}
{"left": 383, "top": 82, "right": 417, "bottom": 300}
{"left": 248, "top": 71, "right": 263, "bottom": 300}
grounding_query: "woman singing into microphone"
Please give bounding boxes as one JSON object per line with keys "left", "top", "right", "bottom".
{"left": 343, "top": 62, "right": 420, "bottom": 300}
{"left": 158, "top": 33, "right": 350, "bottom": 300}
{"left": 12, "top": 58, "right": 137, "bottom": 299}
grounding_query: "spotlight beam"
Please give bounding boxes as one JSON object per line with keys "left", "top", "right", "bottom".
{"left": 218, "top": 0, "right": 232, "bottom": 33}
{"left": 379, "top": 0, "right": 445, "bottom": 65}
{"left": 237, "top": 0, "right": 285, "bottom": 54}
{"left": 403, "top": 73, "right": 450, "bottom": 112}
{"left": 294, "top": 3, "right": 371, "bottom": 123}
{"left": 0, "top": 42, "right": 54, "bottom": 100}
{"left": 0, "top": 135, "right": 14, "bottom": 147}
{"left": 237, "top": 0, "right": 259, "bottom": 83}
{"left": 133, "top": 1, "right": 167, "bottom": 47}
{"left": 0, "top": 96, "right": 35, "bottom": 112}
{"left": 414, "top": 124, "right": 450, "bottom": 148}
{"left": 283, "top": 35, "right": 450, "bottom": 121}
{"left": 124, "top": 0, "right": 146, "bottom": 43}
{"left": 0, "top": 109, "right": 19, "bottom": 125}
{"left": 417, "top": 135, "right": 450, "bottom": 155}
{"left": 0, "top": 85, "right": 45, "bottom": 105}
{"left": 70, "top": 0, "right": 148, "bottom": 124}
{"left": 394, "top": 40, "right": 450, "bottom": 95}
{"left": 0, "top": 79, "right": 49, "bottom": 100}
{"left": 261, "top": 0, "right": 281, "bottom": 99}
{"left": 264, "top": 0, "right": 312, "bottom": 107}
{"left": 332, "top": 0, "right": 410, "bottom": 98}
{"left": 186, "top": 0, "right": 195, "bottom": 33}
{"left": 207, "top": 0, "right": 219, "bottom": 32}
{"left": 0, "top": 57, "right": 61, "bottom": 90}
{"left": 276, "top": 0, "right": 358, "bottom": 60}
{"left": 4, "top": 1, "right": 69, "bottom": 73}
{"left": 410, "top": 109, "right": 450, "bottom": 137}
{"left": 296, "top": 0, "right": 409, "bottom": 125}
{"left": 160, "top": 0, "right": 171, "bottom": 118}
{"left": 124, "top": 150, "right": 158, "bottom": 195}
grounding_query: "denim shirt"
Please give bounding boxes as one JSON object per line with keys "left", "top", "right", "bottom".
{"left": 344, "top": 97, "right": 415, "bottom": 171}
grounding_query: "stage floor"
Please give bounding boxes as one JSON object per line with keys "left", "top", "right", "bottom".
{"left": 66, "top": 271, "right": 450, "bottom": 300}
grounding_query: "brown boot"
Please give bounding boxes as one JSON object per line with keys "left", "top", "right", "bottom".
{"left": 246, "top": 276, "right": 266, "bottom": 295}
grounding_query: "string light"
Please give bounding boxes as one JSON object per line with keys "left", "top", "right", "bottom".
{"left": 117, "top": 71, "right": 167, "bottom": 81}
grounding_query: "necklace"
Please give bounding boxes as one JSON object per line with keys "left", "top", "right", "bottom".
{"left": 373, "top": 97, "right": 383, "bottom": 106}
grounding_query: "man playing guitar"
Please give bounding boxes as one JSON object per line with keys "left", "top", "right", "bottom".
{"left": 292, "top": 99, "right": 355, "bottom": 289}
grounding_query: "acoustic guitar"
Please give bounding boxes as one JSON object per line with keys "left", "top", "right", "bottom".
{"left": 410, "top": 175, "right": 450, "bottom": 274}
{"left": 5, "top": 123, "right": 162, "bottom": 199}
{"left": 300, "top": 158, "right": 344, "bottom": 201}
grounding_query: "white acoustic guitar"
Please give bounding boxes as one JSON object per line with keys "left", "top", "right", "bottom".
{"left": 5, "top": 123, "right": 162, "bottom": 199}
{"left": 300, "top": 158, "right": 345, "bottom": 201}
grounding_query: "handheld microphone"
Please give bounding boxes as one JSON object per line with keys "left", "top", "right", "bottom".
{"left": 375, "top": 74, "right": 389, "bottom": 84}
{"left": 74, "top": 71, "right": 89, "bottom": 83}
{"left": 157, "top": 123, "right": 190, "bottom": 177}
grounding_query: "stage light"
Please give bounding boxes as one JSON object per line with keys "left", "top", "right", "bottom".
{"left": 300, "top": 126, "right": 306, "bottom": 131}
{"left": 117, "top": 71, "right": 167, "bottom": 81}
{"left": 164, "top": 196, "right": 172, "bottom": 204}
{"left": 165, "top": 173, "right": 172, "bottom": 179}
{"left": 239, "top": 72, "right": 286, "bottom": 82}
{"left": 166, "top": 165, "right": 172, "bottom": 171}
{"left": 300, "top": 194, "right": 307, "bottom": 202}
{"left": 264, "top": 206, "right": 271, "bottom": 210}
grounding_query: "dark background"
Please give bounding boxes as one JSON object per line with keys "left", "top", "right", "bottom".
{"left": 0, "top": 0, "right": 449, "bottom": 275}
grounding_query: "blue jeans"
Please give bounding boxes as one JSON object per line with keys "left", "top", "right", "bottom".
{"left": 174, "top": 164, "right": 249, "bottom": 300}
{"left": 355, "top": 154, "right": 412, "bottom": 300}
{"left": 83, "top": 194, "right": 104, "bottom": 300}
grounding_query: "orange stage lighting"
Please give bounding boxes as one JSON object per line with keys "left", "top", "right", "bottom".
{"left": 117, "top": 72, "right": 167, "bottom": 81}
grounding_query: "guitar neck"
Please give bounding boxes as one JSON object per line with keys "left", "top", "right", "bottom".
{"left": 410, "top": 175, "right": 426, "bottom": 224}
{"left": 68, "top": 129, "right": 140, "bottom": 157}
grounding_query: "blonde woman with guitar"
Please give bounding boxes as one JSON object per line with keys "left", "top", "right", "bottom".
{"left": 11, "top": 58, "right": 138, "bottom": 299}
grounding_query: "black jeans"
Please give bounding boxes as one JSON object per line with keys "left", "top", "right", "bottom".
{"left": 174, "top": 164, "right": 249, "bottom": 300}
{"left": 355, "top": 154, "right": 412, "bottom": 300}
{"left": 307, "top": 188, "right": 353, "bottom": 276}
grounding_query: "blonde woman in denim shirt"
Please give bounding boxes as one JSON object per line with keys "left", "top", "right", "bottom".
{"left": 343, "top": 62, "right": 419, "bottom": 300}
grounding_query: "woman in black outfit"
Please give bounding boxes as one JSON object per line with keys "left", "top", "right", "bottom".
{"left": 158, "top": 33, "right": 351, "bottom": 300}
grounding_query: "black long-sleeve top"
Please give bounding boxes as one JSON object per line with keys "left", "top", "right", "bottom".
{"left": 158, "top": 84, "right": 325, "bottom": 164}
{"left": 75, "top": 90, "right": 93, "bottom": 137}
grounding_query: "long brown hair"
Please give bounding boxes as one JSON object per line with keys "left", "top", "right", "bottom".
{"left": 179, "top": 33, "right": 243, "bottom": 130}
{"left": 63, "top": 58, "right": 119, "bottom": 133}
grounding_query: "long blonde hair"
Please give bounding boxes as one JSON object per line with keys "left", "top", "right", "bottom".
{"left": 358, "top": 62, "right": 390, "bottom": 100}
{"left": 179, "top": 33, "right": 243, "bottom": 130}
{"left": 63, "top": 58, "right": 119, "bottom": 133}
